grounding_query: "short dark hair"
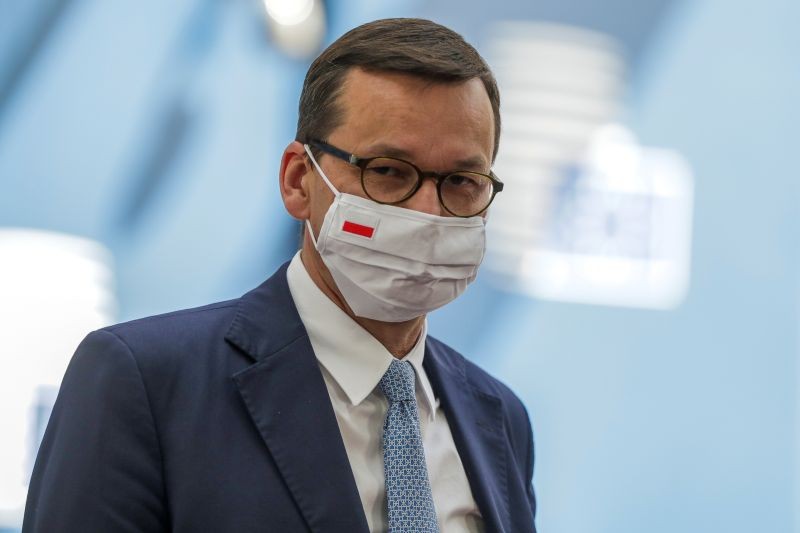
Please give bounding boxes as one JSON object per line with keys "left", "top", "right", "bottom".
{"left": 296, "top": 18, "right": 501, "bottom": 160}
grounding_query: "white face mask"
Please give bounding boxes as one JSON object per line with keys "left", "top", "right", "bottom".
{"left": 303, "top": 144, "right": 487, "bottom": 322}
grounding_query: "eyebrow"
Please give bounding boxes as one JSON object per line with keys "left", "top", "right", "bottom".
{"left": 363, "top": 142, "right": 489, "bottom": 171}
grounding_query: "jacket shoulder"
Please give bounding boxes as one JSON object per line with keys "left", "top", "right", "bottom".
{"left": 101, "top": 299, "right": 239, "bottom": 352}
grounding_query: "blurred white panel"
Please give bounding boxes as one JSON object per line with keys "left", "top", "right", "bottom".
{"left": 521, "top": 125, "right": 694, "bottom": 308}
{"left": 0, "top": 229, "right": 115, "bottom": 528}
{"left": 486, "top": 22, "right": 694, "bottom": 310}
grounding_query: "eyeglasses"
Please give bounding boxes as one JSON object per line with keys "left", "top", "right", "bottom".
{"left": 307, "top": 139, "right": 503, "bottom": 217}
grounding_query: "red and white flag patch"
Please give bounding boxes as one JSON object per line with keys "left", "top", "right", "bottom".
{"left": 342, "top": 220, "right": 375, "bottom": 239}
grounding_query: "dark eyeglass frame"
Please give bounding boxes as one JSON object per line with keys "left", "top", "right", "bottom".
{"left": 307, "top": 139, "right": 504, "bottom": 217}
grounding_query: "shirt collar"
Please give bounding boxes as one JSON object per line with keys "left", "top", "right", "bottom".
{"left": 286, "top": 251, "right": 437, "bottom": 418}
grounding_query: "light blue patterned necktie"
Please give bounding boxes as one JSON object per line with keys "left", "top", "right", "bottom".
{"left": 378, "top": 360, "right": 440, "bottom": 533}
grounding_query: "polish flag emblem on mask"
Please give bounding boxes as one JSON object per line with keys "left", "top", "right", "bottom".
{"left": 342, "top": 220, "right": 375, "bottom": 239}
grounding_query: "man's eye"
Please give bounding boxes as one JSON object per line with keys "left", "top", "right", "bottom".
{"left": 372, "top": 166, "right": 401, "bottom": 176}
{"left": 367, "top": 163, "right": 414, "bottom": 180}
{"left": 446, "top": 174, "right": 479, "bottom": 187}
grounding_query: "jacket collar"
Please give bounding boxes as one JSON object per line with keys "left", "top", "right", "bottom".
{"left": 226, "top": 262, "right": 370, "bottom": 533}
{"left": 423, "top": 338, "right": 511, "bottom": 533}
{"left": 225, "top": 262, "right": 306, "bottom": 364}
{"left": 226, "top": 262, "right": 510, "bottom": 533}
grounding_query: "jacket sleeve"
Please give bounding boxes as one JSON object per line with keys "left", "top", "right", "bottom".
{"left": 22, "top": 329, "right": 168, "bottom": 533}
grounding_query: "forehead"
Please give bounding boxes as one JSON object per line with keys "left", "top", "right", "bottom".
{"left": 330, "top": 68, "right": 495, "bottom": 167}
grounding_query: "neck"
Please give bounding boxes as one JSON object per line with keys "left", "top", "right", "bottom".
{"left": 299, "top": 243, "right": 424, "bottom": 358}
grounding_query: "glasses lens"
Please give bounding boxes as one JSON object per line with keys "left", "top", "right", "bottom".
{"left": 440, "top": 172, "right": 495, "bottom": 216}
{"left": 361, "top": 157, "right": 419, "bottom": 203}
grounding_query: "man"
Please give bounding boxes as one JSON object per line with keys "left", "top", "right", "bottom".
{"left": 23, "top": 18, "right": 536, "bottom": 533}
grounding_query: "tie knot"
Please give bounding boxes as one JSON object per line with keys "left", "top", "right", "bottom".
{"left": 379, "top": 360, "right": 417, "bottom": 403}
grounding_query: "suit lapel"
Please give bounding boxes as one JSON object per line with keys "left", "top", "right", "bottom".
{"left": 424, "top": 339, "right": 511, "bottom": 533}
{"left": 226, "top": 263, "right": 369, "bottom": 533}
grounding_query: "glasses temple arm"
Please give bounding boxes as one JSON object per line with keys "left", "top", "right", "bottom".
{"left": 309, "top": 139, "right": 360, "bottom": 165}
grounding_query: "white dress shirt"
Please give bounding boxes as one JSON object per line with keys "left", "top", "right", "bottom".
{"left": 286, "top": 251, "right": 483, "bottom": 532}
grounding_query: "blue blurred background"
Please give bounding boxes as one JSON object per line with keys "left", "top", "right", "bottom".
{"left": 0, "top": 0, "right": 798, "bottom": 531}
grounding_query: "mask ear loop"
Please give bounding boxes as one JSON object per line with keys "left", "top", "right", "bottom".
{"left": 304, "top": 144, "right": 340, "bottom": 196}
{"left": 303, "top": 144, "right": 340, "bottom": 249}
{"left": 304, "top": 219, "right": 319, "bottom": 249}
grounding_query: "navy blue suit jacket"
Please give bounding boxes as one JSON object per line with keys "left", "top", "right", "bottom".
{"left": 23, "top": 263, "right": 537, "bottom": 532}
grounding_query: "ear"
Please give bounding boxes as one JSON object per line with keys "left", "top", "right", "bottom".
{"left": 279, "top": 141, "right": 312, "bottom": 221}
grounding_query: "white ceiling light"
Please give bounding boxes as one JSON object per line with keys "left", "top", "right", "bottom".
{"left": 262, "top": 0, "right": 325, "bottom": 59}
{"left": 263, "top": 0, "right": 314, "bottom": 26}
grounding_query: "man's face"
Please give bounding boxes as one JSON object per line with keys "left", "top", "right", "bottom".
{"left": 306, "top": 67, "right": 496, "bottom": 228}
{"left": 284, "top": 66, "right": 496, "bottom": 322}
